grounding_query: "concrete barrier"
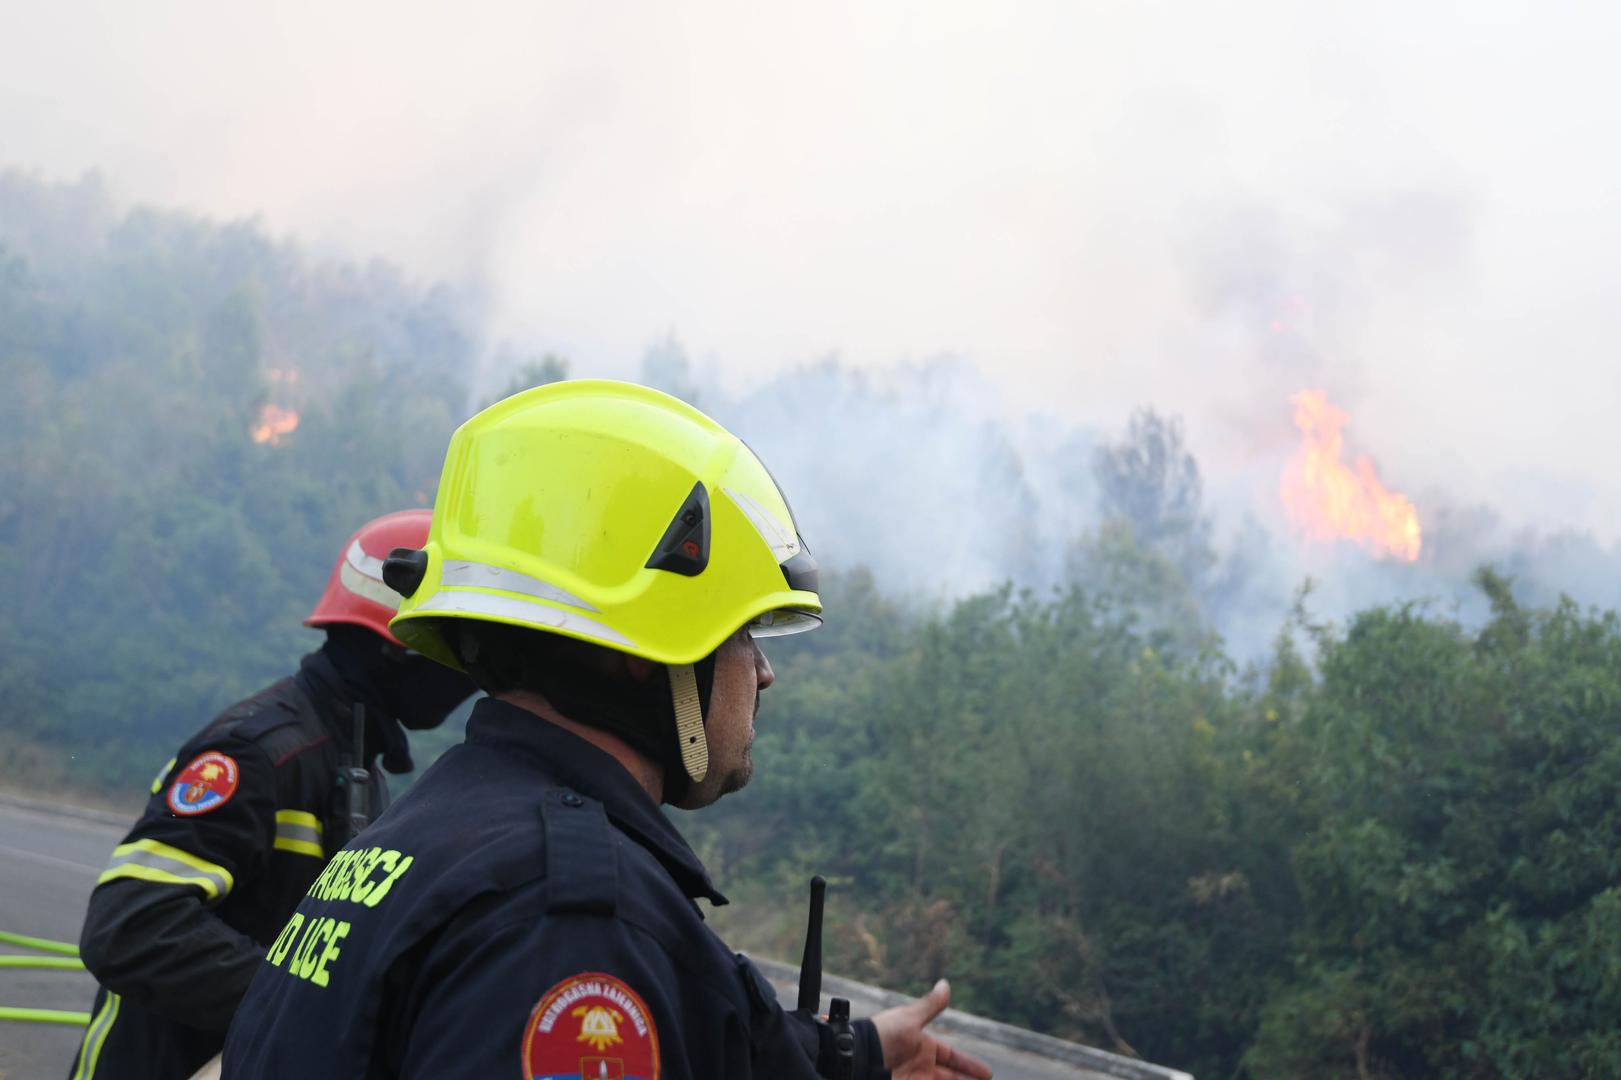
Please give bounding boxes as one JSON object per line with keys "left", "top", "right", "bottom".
{"left": 750, "top": 957, "right": 1194, "bottom": 1080}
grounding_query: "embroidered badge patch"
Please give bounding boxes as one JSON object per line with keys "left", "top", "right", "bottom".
{"left": 166, "top": 752, "right": 240, "bottom": 816}
{"left": 522, "top": 972, "right": 659, "bottom": 1080}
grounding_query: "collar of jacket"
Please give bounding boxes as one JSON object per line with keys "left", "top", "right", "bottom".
{"left": 466, "top": 697, "right": 729, "bottom": 906}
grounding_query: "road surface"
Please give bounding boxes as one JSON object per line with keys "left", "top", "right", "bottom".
{"left": 0, "top": 796, "right": 1188, "bottom": 1080}
{"left": 0, "top": 798, "right": 118, "bottom": 1080}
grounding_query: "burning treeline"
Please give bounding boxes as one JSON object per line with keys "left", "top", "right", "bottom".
{"left": 250, "top": 370, "right": 302, "bottom": 446}
{"left": 251, "top": 403, "right": 299, "bottom": 445}
{"left": 1280, "top": 388, "right": 1421, "bottom": 562}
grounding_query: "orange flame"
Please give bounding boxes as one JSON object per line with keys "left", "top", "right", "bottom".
{"left": 250, "top": 403, "right": 300, "bottom": 446}
{"left": 1280, "top": 389, "right": 1420, "bottom": 561}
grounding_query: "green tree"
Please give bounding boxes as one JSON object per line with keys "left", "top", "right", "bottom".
{"left": 1250, "top": 573, "right": 1621, "bottom": 1078}
{"left": 488, "top": 352, "right": 570, "bottom": 407}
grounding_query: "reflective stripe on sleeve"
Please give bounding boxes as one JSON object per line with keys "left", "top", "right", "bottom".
{"left": 71, "top": 991, "right": 120, "bottom": 1080}
{"left": 148, "top": 757, "right": 177, "bottom": 795}
{"left": 273, "top": 809, "right": 325, "bottom": 858}
{"left": 97, "top": 839, "right": 235, "bottom": 901}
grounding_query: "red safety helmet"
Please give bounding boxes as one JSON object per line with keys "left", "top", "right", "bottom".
{"left": 305, "top": 509, "right": 433, "bottom": 646}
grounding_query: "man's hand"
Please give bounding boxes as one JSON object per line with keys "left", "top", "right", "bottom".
{"left": 871, "top": 979, "right": 994, "bottom": 1079}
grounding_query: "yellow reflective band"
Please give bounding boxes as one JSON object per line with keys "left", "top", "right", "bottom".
{"left": 274, "top": 809, "right": 325, "bottom": 858}
{"left": 274, "top": 837, "right": 324, "bottom": 857}
{"left": 71, "top": 991, "right": 120, "bottom": 1080}
{"left": 98, "top": 839, "right": 235, "bottom": 901}
{"left": 97, "top": 864, "right": 223, "bottom": 900}
{"left": 149, "top": 757, "right": 176, "bottom": 795}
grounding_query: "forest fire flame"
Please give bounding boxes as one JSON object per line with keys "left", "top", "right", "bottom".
{"left": 250, "top": 403, "right": 300, "bottom": 446}
{"left": 1280, "top": 389, "right": 1421, "bottom": 561}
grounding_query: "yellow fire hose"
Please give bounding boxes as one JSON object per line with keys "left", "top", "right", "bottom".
{"left": 0, "top": 929, "right": 82, "bottom": 956}
{"left": 1, "top": 928, "right": 92, "bottom": 1026}
{"left": 0, "top": 955, "right": 86, "bottom": 970}
{"left": 0, "top": 1006, "right": 92, "bottom": 1025}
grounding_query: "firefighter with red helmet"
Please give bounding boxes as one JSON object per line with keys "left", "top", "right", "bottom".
{"left": 67, "top": 510, "right": 475, "bottom": 1080}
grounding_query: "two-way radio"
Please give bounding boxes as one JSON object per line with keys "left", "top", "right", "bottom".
{"left": 798, "top": 875, "right": 855, "bottom": 1080}
{"left": 336, "top": 703, "right": 372, "bottom": 845}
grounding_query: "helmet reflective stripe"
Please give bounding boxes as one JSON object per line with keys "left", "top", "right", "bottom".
{"left": 725, "top": 487, "right": 802, "bottom": 563}
{"left": 338, "top": 539, "right": 403, "bottom": 609}
{"left": 439, "top": 559, "right": 597, "bottom": 612}
{"left": 410, "top": 589, "right": 638, "bottom": 651}
{"left": 308, "top": 509, "right": 434, "bottom": 646}
{"left": 346, "top": 538, "right": 386, "bottom": 579}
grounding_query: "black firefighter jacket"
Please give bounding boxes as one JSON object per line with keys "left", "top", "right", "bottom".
{"left": 68, "top": 651, "right": 389, "bottom": 1080}
{"left": 221, "top": 696, "right": 887, "bottom": 1079}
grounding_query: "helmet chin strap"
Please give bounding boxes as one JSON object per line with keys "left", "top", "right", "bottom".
{"left": 668, "top": 663, "right": 709, "bottom": 783}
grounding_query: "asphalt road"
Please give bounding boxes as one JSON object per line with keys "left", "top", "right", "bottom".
{"left": 0, "top": 798, "right": 1177, "bottom": 1080}
{"left": 0, "top": 799, "right": 122, "bottom": 1080}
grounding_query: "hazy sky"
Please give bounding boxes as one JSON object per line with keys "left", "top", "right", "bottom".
{"left": 5, "top": 0, "right": 1619, "bottom": 537}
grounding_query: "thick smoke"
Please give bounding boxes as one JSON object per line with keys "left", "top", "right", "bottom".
{"left": 718, "top": 352, "right": 1621, "bottom": 661}
{"left": 10, "top": 167, "right": 1612, "bottom": 668}
{"left": 592, "top": 181, "right": 1618, "bottom": 663}
{"left": 719, "top": 358, "right": 1096, "bottom": 600}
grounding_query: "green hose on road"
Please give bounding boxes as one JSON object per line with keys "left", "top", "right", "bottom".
{"left": 0, "top": 955, "right": 86, "bottom": 970}
{"left": 0, "top": 928, "right": 81, "bottom": 956}
{"left": 2, "top": 927, "right": 91, "bottom": 1025}
{"left": 0, "top": 1006, "right": 93, "bottom": 1025}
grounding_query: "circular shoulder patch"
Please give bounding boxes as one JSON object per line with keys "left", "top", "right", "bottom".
{"left": 166, "top": 752, "right": 240, "bottom": 816}
{"left": 522, "top": 972, "right": 660, "bottom": 1080}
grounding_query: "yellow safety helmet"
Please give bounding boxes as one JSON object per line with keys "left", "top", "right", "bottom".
{"left": 383, "top": 381, "right": 820, "bottom": 780}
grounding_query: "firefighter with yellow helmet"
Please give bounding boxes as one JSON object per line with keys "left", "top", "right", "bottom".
{"left": 222, "top": 381, "right": 991, "bottom": 1079}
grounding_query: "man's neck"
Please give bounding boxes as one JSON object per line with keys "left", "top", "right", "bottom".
{"left": 495, "top": 689, "right": 665, "bottom": 804}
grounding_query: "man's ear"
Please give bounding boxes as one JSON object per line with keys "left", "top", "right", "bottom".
{"left": 623, "top": 655, "right": 657, "bottom": 683}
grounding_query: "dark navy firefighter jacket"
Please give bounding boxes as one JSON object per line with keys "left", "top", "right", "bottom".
{"left": 222, "top": 698, "right": 887, "bottom": 1079}
{"left": 69, "top": 651, "right": 393, "bottom": 1080}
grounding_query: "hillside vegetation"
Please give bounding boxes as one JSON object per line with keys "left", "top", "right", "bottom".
{"left": 0, "top": 171, "right": 470, "bottom": 783}
{"left": 5, "top": 173, "right": 1618, "bottom": 1078}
